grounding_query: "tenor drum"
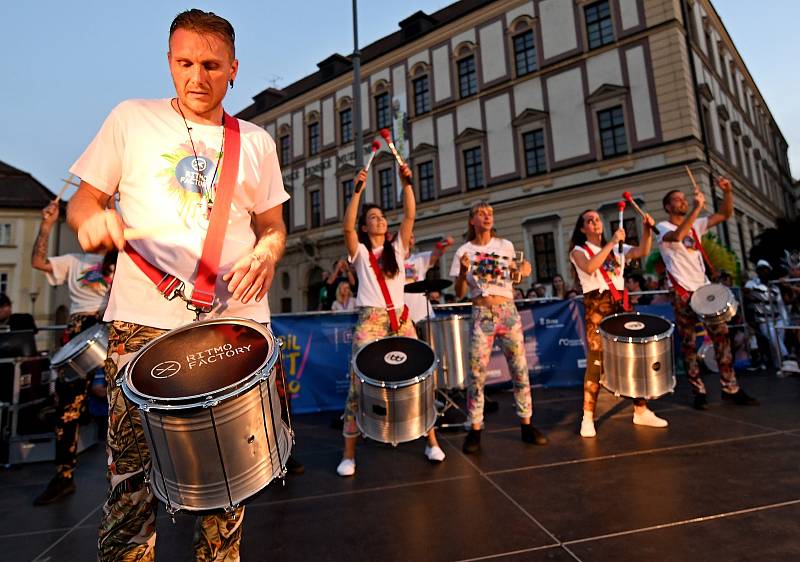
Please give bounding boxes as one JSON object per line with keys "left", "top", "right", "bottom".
{"left": 51, "top": 323, "right": 108, "bottom": 380}
{"left": 599, "top": 313, "right": 675, "bottom": 399}
{"left": 353, "top": 337, "right": 437, "bottom": 446}
{"left": 690, "top": 283, "right": 738, "bottom": 326}
{"left": 120, "top": 318, "right": 292, "bottom": 514}
{"left": 419, "top": 315, "right": 470, "bottom": 389}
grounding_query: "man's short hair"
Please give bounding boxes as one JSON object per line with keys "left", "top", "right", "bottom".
{"left": 662, "top": 189, "right": 681, "bottom": 211}
{"left": 170, "top": 9, "right": 235, "bottom": 57}
{"left": 0, "top": 294, "right": 10, "bottom": 308}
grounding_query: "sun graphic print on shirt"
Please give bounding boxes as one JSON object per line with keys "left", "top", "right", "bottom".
{"left": 157, "top": 139, "right": 223, "bottom": 229}
{"left": 77, "top": 263, "right": 112, "bottom": 294}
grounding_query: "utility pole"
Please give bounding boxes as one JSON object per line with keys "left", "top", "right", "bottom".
{"left": 352, "top": 0, "right": 363, "bottom": 168}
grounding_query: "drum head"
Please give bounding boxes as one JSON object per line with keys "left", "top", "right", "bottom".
{"left": 126, "top": 319, "right": 272, "bottom": 401}
{"left": 354, "top": 337, "right": 435, "bottom": 385}
{"left": 51, "top": 324, "right": 106, "bottom": 366}
{"left": 690, "top": 284, "right": 733, "bottom": 315}
{"left": 600, "top": 313, "right": 672, "bottom": 339}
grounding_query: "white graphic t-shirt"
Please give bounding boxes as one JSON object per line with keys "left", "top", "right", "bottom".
{"left": 657, "top": 216, "right": 710, "bottom": 292}
{"left": 405, "top": 251, "right": 434, "bottom": 323}
{"left": 46, "top": 253, "right": 111, "bottom": 315}
{"left": 449, "top": 238, "right": 517, "bottom": 300}
{"left": 571, "top": 242, "right": 633, "bottom": 294}
{"left": 70, "top": 99, "right": 289, "bottom": 329}
{"left": 350, "top": 237, "right": 406, "bottom": 310}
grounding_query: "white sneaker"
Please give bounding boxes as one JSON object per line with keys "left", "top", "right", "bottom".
{"left": 336, "top": 458, "right": 356, "bottom": 477}
{"left": 633, "top": 409, "right": 668, "bottom": 428}
{"left": 781, "top": 359, "right": 800, "bottom": 374}
{"left": 580, "top": 417, "right": 596, "bottom": 438}
{"left": 424, "top": 445, "right": 446, "bottom": 462}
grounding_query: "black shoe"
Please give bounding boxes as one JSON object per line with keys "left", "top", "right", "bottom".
{"left": 722, "top": 389, "right": 759, "bottom": 406}
{"left": 285, "top": 455, "right": 305, "bottom": 475}
{"left": 693, "top": 394, "right": 709, "bottom": 410}
{"left": 462, "top": 429, "right": 482, "bottom": 454}
{"left": 33, "top": 475, "right": 76, "bottom": 506}
{"left": 521, "top": 424, "right": 548, "bottom": 445}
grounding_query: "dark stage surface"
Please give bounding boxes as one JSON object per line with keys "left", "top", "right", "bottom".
{"left": 3, "top": 370, "right": 799, "bottom": 561}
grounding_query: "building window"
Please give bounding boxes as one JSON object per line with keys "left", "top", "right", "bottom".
{"left": 378, "top": 168, "right": 394, "bottom": 210}
{"left": 597, "top": 106, "right": 627, "bottom": 157}
{"left": 342, "top": 179, "right": 354, "bottom": 210}
{"left": 282, "top": 193, "right": 291, "bottom": 233}
{"left": 309, "top": 189, "right": 321, "bottom": 228}
{"left": 340, "top": 108, "right": 352, "bottom": 144}
{"left": 744, "top": 149, "right": 753, "bottom": 179}
{"left": 718, "top": 124, "right": 729, "bottom": 157}
{"left": 523, "top": 129, "right": 547, "bottom": 175}
{"left": 0, "top": 224, "right": 11, "bottom": 246}
{"left": 280, "top": 297, "right": 292, "bottom": 313}
{"left": 611, "top": 217, "right": 640, "bottom": 246}
{"left": 463, "top": 147, "right": 484, "bottom": 190}
{"left": 413, "top": 76, "right": 431, "bottom": 115}
{"left": 585, "top": 1, "right": 614, "bottom": 50}
{"left": 532, "top": 232, "right": 558, "bottom": 283}
{"left": 308, "top": 122, "right": 319, "bottom": 156}
{"left": 513, "top": 30, "right": 537, "bottom": 76}
{"left": 280, "top": 135, "right": 290, "bottom": 165}
{"left": 458, "top": 56, "right": 478, "bottom": 98}
{"left": 375, "top": 92, "right": 391, "bottom": 130}
{"left": 418, "top": 161, "right": 435, "bottom": 202}
{"left": 718, "top": 46, "right": 728, "bottom": 88}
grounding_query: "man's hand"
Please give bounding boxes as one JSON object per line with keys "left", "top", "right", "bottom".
{"left": 222, "top": 251, "right": 277, "bottom": 304}
{"left": 716, "top": 176, "right": 733, "bottom": 193}
{"left": 693, "top": 189, "right": 706, "bottom": 211}
{"left": 77, "top": 209, "right": 125, "bottom": 252}
{"left": 42, "top": 200, "right": 59, "bottom": 226}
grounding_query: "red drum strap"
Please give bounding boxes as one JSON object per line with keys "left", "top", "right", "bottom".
{"left": 583, "top": 244, "right": 630, "bottom": 311}
{"left": 367, "top": 249, "right": 408, "bottom": 333}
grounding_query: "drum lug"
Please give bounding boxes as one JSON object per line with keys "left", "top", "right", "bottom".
{"left": 140, "top": 403, "right": 150, "bottom": 412}
{"left": 203, "top": 399, "right": 220, "bottom": 408}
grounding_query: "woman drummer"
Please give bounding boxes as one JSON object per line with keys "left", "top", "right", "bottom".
{"left": 569, "top": 209, "right": 667, "bottom": 437}
{"left": 336, "top": 164, "right": 445, "bottom": 477}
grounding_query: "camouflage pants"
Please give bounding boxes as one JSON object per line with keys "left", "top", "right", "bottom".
{"left": 582, "top": 291, "right": 645, "bottom": 412}
{"left": 673, "top": 293, "right": 738, "bottom": 395}
{"left": 98, "top": 321, "right": 244, "bottom": 562}
{"left": 342, "top": 307, "right": 416, "bottom": 437}
{"left": 54, "top": 312, "right": 100, "bottom": 478}
{"left": 468, "top": 302, "right": 533, "bottom": 425}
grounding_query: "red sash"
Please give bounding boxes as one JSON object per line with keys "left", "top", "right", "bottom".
{"left": 583, "top": 244, "right": 630, "bottom": 311}
{"left": 367, "top": 247, "right": 408, "bottom": 333}
{"left": 125, "top": 112, "right": 241, "bottom": 314}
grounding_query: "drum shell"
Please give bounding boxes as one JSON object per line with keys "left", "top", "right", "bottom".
{"left": 355, "top": 373, "right": 436, "bottom": 445}
{"left": 690, "top": 284, "right": 738, "bottom": 326}
{"left": 600, "top": 330, "right": 675, "bottom": 400}
{"left": 51, "top": 325, "right": 109, "bottom": 379}
{"left": 419, "top": 315, "right": 470, "bottom": 389}
{"left": 136, "top": 374, "right": 291, "bottom": 513}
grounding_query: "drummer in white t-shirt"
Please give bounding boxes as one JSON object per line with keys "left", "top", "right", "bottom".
{"left": 336, "top": 165, "right": 445, "bottom": 477}
{"left": 404, "top": 234, "right": 453, "bottom": 325}
{"left": 657, "top": 176, "right": 757, "bottom": 409}
{"left": 450, "top": 200, "right": 548, "bottom": 454}
{"left": 569, "top": 209, "right": 667, "bottom": 438}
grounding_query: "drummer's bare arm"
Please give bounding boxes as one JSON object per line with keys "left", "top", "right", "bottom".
{"left": 454, "top": 253, "right": 470, "bottom": 299}
{"left": 67, "top": 182, "right": 125, "bottom": 252}
{"left": 572, "top": 229, "right": 625, "bottom": 273}
{"left": 706, "top": 176, "right": 734, "bottom": 228}
{"left": 223, "top": 205, "right": 286, "bottom": 304}
{"left": 343, "top": 169, "right": 367, "bottom": 258}
{"left": 627, "top": 214, "right": 655, "bottom": 260}
{"left": 398, "top": 164, "right": 416, "bottom": 250}
{"left": 429, "top": 236, "right": 454, "bottom": 268}
{"left": 31, "top": 200, "right": 60, "bottom": 273}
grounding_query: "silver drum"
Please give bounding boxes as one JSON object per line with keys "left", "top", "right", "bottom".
{"left": 690, "top": 283, "right": 738, "bottom": 326}
{"left": 353, "top": 336, "right": 437, "bottom": 446}
{"left": 599, "top": 313, "right": 675, "bottom": 400}
{"left": 51, "top": 323, "right": 108, "bottom": 380}
{"left": 120, "top": 318, "right": 292, "bottom": 514}
{"left": 419, "top": 315, "right": 470, "bottom": 389}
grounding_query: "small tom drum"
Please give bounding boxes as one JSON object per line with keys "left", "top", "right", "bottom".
{"left": 51, "top": 323, "right": 109, "bottom": 380}
{"left": 599, "top": 313, "right": 675, "bottom": 399}
{"left": 419, "top": 315, "right": 470, "bottom": 389}
{"left": 690, "top": 283, "right": 738, "bottom": 326}
{"left": 353, "top": 337, "right": 437, "bottom": 446}
{"left": 120, "top": 318, "right": 292, "bottom": 514}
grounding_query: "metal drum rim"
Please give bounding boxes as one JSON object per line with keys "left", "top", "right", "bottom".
{"left": 352, "top": 335, "right": 436, "bottom": 389}
{"left": 121, "top": 317, "right": 278, "bottom": 409}
{"left": 50, "top": 325, "right": 106, "bottom": 367}
{"left": 419, "top": 314, "right": 468, "bottom": 324}
{"left": 598, "top": 312, "right": 674, "bottom": 344}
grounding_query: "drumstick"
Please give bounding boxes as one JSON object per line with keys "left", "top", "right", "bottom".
{"left": 379, "top": 128, "right": 406, "bottom": 168}
{"left": 685, "top": 165, "right": 700, "bottom": 193}
{"left": 355, "top": 140, "right": 382, "bottom": 194}
{"left": 622, "top": 191, "right": 660, "bottom": 235}
{"left": 617, "top": 201, "right": 626, "bottom": 254}
{"left": 54, "top": 176, "right": 80, "bottom": 202}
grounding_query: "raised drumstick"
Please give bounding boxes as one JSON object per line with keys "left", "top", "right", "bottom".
{"left": 622, "top": 191, "right": 660, "bottom": 235}
{"left": 685, "top": 165, "right": 700, "bottom": 193}
{"left": 617, "top": 201, "right": 626, "bottom": 253}
{"left": 54, "top": 176, "right": 80, "bottom": 202}
{"left": 379, "top": 128, "right": 406, "bottom": 168}
{"left": 355, "top": 139, "right": 382, "bottom": 193}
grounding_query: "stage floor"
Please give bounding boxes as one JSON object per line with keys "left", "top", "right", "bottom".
{"left": 3, "top": 369, "right": 799, "bottom": 561}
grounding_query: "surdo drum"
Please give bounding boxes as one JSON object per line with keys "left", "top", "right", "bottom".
{"left": 51, "top": 323, "right": 109, "bottom": 381}
{"left": 353, "top": 336, "right": 437, "bottom": 446}
{"left": 598, "top": 313, "right": 676, "bottom": 399}
{"left": 120, "top": 318, "right": 292, "bottom": 514}
{"left": 690, "top": 283, "right": 738, "bottom": 326}
{"left": 419, "top": 314, "right": 471, "bottom": 389}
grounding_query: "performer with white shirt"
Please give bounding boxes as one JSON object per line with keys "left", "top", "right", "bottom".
{"left": 336, "top": 165, "right": 445, "bottom": 477}
{"left": 569, "top": 209, "right": 667, "bottom": 438}
{"left": 658, "top": 175, "right": 757, "bottom": 409}
{"left": 404, "top": 234, "right": 453, "bottom": 325}
{"left": 451, "top": 200, "right": 548, "bottom": 454}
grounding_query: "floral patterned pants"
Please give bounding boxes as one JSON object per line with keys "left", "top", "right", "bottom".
{"left": 98, "top": 321, "right": 244, "bottom": 562}
{"left": 672, "top": 293, "right": 738, "bottom": 395}
{"left": 342, "top": 307, "right": 417, "bottom": 437}
{"left": 468, "top": 302, "right": 532, "bottom": 425}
